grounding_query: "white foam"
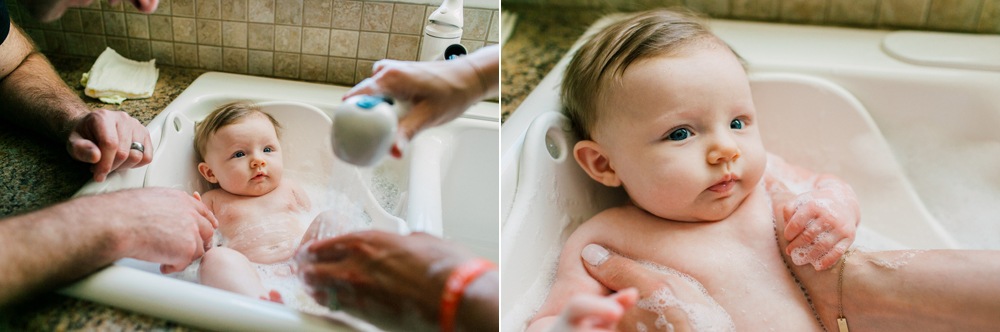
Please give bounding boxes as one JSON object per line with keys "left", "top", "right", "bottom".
{"left": 854, "top": 247, "right": 926, "bottom": 270}
{"left": 633, "top": 261, "right": 736, "bottom": 332}
{"left": 790, "top": 230, "right": 830, "bottom": 266}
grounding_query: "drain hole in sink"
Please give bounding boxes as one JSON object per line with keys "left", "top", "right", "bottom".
{"left": 545, "top": 129, "right": 566, "bottom": 161}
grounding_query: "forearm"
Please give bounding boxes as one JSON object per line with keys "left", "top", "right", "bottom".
{"left": 455, "top": 270, "right": 499, "bottom": 332}
{"left": 836, "top": 250, "right": 1000, "bottom": 331}
{"left": 0, "top": 52, "right": 90, "bottom": 143}
{"left": 463, "top": 44, "right": 499, "bottom": 100}
{"left": 0, "top": 195, "right": 126, "bottom": 306}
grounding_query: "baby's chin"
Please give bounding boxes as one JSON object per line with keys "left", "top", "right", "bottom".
{"left": 226, "top": 181, "right": 279, "bottom": 197}
{"left": 640, "top": 191, "right": 747, "bottom": 222}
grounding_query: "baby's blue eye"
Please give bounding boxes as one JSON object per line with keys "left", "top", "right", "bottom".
{"left": 233, "top": 151, "right": 245, "bottom": 158}
{"left": 264, "top": 147, "right": 272, "bottom": 153}
{"left": 667, "top": 128, "right": 690, "bottom": 141}
{"left": 731, "top": 119, "right": 744, "bottom": 130}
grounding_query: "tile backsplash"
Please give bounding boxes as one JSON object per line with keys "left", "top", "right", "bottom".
{"left": 8, "top": 0, "right": 501, "bottom": 85}
{"left": 503, "top": 0, "right": 1000, "bottom": 34}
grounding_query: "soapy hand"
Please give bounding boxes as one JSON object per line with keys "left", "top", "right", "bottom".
{"left": 545, "top": 290, "right": 638, "bottom": 332}
{"left": 66, "top": 109, "right": 153, "bottom": 182}
{"left": 343, "top": 45, "right": 498, "bottom": 159}
{"left": 300, "top": 231, "right": 478, "bottom": 331}
{"left": 766, "top": 173, "right": 860, "bottom": 271}
{"left": 581, "top": 244, "right": 728, "bottom": 332}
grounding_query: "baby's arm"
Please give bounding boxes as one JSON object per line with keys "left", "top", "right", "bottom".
{"left": 526, "top": 223, "right": 615, "bottom": 332}
{"left": 765, "top": 153, "right": 860, "bottom": 271}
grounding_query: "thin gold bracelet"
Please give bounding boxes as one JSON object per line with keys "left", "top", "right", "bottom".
{"left": 837, "top": 248, "right": 856, "bottom": 332}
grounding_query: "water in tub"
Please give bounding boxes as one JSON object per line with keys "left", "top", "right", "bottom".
{"left": 168, "top": 157, "right": 405, "bottom": 322}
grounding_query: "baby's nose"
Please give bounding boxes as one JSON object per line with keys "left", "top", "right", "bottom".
{"left": 251, "top": 157, "right": 266, "bottom": 168}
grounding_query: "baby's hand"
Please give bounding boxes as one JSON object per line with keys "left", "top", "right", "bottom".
{"left": 780, "top": 176, "right": 860, "bottom": 271}
{"left": 547, "top": 290, "right": 638, "bottom": 332}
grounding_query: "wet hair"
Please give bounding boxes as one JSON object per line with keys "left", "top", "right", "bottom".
{"left": 194, "top": 101, "right": 282, "bottom": 160}
{"left": 561, "top": 8, "right": 719, "bottom": 141}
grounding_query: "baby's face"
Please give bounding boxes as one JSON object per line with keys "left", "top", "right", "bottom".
{"left": 593, "top": 42, "right": 766, "bottom": 222}
{"left": 200, "top": 115, "right": 284, "bottom": 196}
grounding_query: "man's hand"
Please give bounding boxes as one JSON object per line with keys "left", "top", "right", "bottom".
{"left": 66, "top": 109, "right": 153, "bottom": 182}
{"left": 771, "top": 174, "right": 860, "bottom": 271}
{"left": 101, "top": 187, "right": 218, "bottom": 273}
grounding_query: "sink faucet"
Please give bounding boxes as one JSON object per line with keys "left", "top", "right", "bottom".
{"left": 419, "top": 0, "right": 467, "bottom": 61}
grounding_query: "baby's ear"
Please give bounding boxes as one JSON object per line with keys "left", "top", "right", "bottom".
{"left": 198, "top": 162, "right": 219, "bottom": 183}
{"left": 573, "top": 140, "right": 622, "bottom": 187}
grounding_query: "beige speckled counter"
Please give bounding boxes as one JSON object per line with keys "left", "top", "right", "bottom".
{"left": 0, "top": 55, "right": 208, "bottom": 332}
{"left": 500, "top": 5, "right": 606, "bottom": 123}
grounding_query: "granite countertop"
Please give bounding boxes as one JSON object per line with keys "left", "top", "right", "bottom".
{"left": 500, "top": 5, "right": 607, "bottom": 124}
{"left": 0, "top": 55, "right": 210, "bottom": 332}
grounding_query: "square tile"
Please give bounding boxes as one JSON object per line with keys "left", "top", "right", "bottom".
{"left": 927, "top": 0, "right": 980, "bottom": 31}
{"left": 327, "top": 57, "right": 355, "bottom": 85}
{"left": 154, "top": 0, "right": 172, "bottom": 15}
{"left": 173, "top": 0, "right": 196, "bottom": 17}
{"left": 149, "top": 15, "right": 173, "bottom": 40}
{"left": 248, "top": 0, "right": 275, "bottom": 23}
{"left": 487, "top": 10, "right": 499, "bottom": 42}
{"left": 107, "top": 36, "right": 130, "bottom": 57}
{"left": 304, "top": 0, "right": 333, "bottom": 27}
{"left": 65, "top": 33, "right": 87, "bottom": 55}
{"left": 331, "top": 0, "right": 362, "bottom": 29}
{"left": 42, "top": 18, "right": 62, "bottom": 31}
{"left": 224, "top": 47, "right": 248, "bottom": 73}
{"left": 173, "top": 17, "right": 197, "bottom": 43}
{"left": 828, "top": 0, "right": 877, "bottom": 26}
{"left": 275, "top": 0, "right": 302, "bottom": 25}
{"left": 980, "top": 0, "right": 1000, "bottom": 33}
{"left": 391, "top": 3, "right": 423, "bottom": 34}
{"left": 361, "top": 2, "right": 392, "bottom": 32}
{"left": 126, "top": 13, "right": 150, "bottom": 39}
{"left": 302, "top": 27, "right": 331, "bottom": 55}
{"left": 61, "top": 9, "right": 84, "bottom": 32}
{"left": 879, "top": 0, "right": 930, "bottom": 28}
{"left": 197, "top": 19, "right": 222, "bottom": 45}
{"left": 357, "top": 31, "right": 388, "bottom": 60}
{"left": 460, "top": 39, "right": 484, "bottom": 53}
{"left": 103, "top": 0, "right": 124, "bottom": 11}
{"left": 197, "top": 0, "right": 221, "bottom": 18}
{"left": 175, "top": 43, "right": 199, "bottom": 67}
{"left": 151, "top": 40, "right": 175, "bottom": 64}
{"left": 222, "top": 0, "right": 247, "bottom": 20}
{"left": 733, "top": 0, "right": 780, "bottom": 20}
{"left": 328, "top": 29, "right": 358, "bottom": 57}
{"left": 463, "top": 9, "right": 490, "bottom": 40}
{"left": 300, "top": 54, "right": 327, "bottom": 81}
{"left": 249, "top": 50, "right": 274, "bottom": 75}
{"left": 199, "top": 45, "right": 223, "bottom": 70}
{"left": 129, "top": 38, "right": 152, "bottom": 61}
{"left": 45, "top": 31, "right": 66, "bottom": 53}
{"left": 223, "top": 21, "right": 248, "bottom": 47}
{"left": 275, "top": 52, "right": 299, "bottom": 78}
{"left": 81, "top": 10, "right": 105, "bottom": 34}
{"left": 780, "top": 0, "right": 826, "bottom": 23}
{"left": 86, "top": 1, "right": 102, "bottom": 10}
{"left": 275, "top": 25, "right": 301, "bottom": 52}
{"left": 248, "top": 23, "right": 275, "bottom": 49}
{"left": 85, "top": 35, "right": 108, "bottom": 56}
{"left": 386, "top": 34, "right": 418, "bottom": 61}
{"left": 355, "top": 59, "right": 374, "bottom": 84}
{"left": 103, "top": 12, "right": 127, "bottom": 36}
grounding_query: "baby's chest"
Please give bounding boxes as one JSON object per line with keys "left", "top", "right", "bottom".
{"left": 213, "top": 195, "right": 300, "bottom": 226}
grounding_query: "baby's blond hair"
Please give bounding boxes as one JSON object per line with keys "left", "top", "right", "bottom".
{"left": 561, "top": 8, "right": 716, "bottom": 141}
{"left": 194, "top": 101, "right": 282, "bottom": 160}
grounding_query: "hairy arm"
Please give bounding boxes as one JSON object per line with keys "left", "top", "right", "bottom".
{"left": 0, "top": 21, "right": 89, "bottom": 143}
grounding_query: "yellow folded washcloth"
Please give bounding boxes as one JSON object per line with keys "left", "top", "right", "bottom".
{"left": 82, "top": 47, "right": 159, "bottom": 104}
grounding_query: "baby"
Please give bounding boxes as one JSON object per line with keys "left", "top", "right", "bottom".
{"left": 193, "top": 102, "right": 311, "bottom": 302}
{"left": 527, "top": 10, "right": 861, "bottom": 332}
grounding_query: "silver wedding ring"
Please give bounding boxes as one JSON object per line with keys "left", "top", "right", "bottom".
{"left": 130, "top": 142, "right": 144, "bottom": 153}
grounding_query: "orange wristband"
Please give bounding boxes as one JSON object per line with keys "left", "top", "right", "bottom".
{"left": 439, "top": 258, "right": 497, "bottom": 332}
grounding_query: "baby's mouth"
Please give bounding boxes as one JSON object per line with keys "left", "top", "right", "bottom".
{"left": 708, "top": 174, "right": 739, "bottom": 193}
{"left": 251, "top": 172, "right": 267, "bottom": 181}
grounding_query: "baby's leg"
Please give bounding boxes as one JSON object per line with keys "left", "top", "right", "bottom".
{"left": 199, "top": 247, "right": 277, "bottom": 302}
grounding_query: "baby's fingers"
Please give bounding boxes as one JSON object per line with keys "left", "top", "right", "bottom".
{"left": 787, "top": 222, "right": 836, "bottom": 265}
{"left": 783, "top": 206, "right": 818, "bottom": 243}
{"left": 812, "top": 240, "right": 851, "bottom": 271}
